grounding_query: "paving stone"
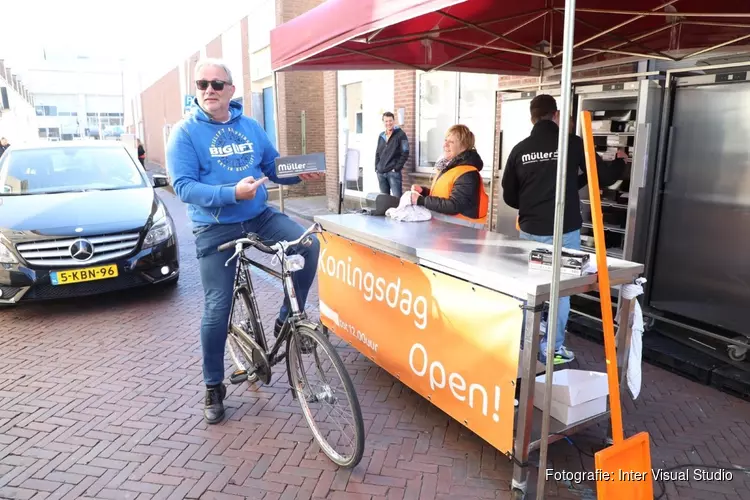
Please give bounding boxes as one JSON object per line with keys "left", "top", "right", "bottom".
{"left": 1, "top": 189, "right": 749, "bottom": 499}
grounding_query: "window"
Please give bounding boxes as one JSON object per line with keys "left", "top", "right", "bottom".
{"left": 417, "top": 71, "right": 497, "bottom": 178}
{"left": 86, "top": 112, "right": 124, "bottom": 129}
{"left": 341, "top": 82, "right": 364, "bottom": 192}
{"left": 0, "top": 146, "right": 146, "bottom": 195}
{"left": 35, "top": 105, "right": 58, "bottom": 116}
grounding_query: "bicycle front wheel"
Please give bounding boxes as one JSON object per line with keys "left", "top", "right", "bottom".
{"left": 288, "top": 325, "right": 365, "bottom": 468}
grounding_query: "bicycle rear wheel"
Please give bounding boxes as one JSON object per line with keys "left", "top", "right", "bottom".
{"left": 288, "top": 324, "right": 365, "bottom": 468}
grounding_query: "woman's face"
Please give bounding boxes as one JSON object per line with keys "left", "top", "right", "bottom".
{"left": 443, "top": 133, "right": 464, "bottom": 160}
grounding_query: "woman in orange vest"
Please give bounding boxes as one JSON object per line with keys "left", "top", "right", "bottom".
{"left": 409, "top": 124, "right": 489, "bottom": 225}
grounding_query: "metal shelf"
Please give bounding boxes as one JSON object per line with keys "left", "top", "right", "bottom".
{"left": 581, "top": 200, "right": 628, "bottom": 210}
{"left": 592, "top": 132, "right": 635, "bottom": 137}
{"left": 582, "top": 222, "right": 626, "bottom": 234}
{"left": 580, "top": 244, "right": 623, "bottom": 259}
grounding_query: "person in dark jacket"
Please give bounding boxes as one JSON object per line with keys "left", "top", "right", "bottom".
{"left": 410, "top": 124, "right": 489, "bottom": 225}
{"left": 375, "top": 112, "right": 409, "bottom": 197}
{"left": 501, "top": 94, "right": 627, "bottom": 365}
{"left": 136, "top": 139, "right": 146, "bottom": 167}
{"left": 0, "top": 138, "right": 10, "bottom": 158}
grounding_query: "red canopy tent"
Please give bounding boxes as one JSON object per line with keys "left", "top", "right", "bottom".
{"left": 270, "top": 3, "right": 750, "bottom": 497}
{"left": 271, "top": 0, "right": 750, "bottom": 75}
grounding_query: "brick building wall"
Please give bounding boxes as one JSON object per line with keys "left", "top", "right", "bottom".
{"left": 140, "top": 67, "right": 182, "bottom": 167}
{"left": 206, "top": 36, "right": 223, "bottom": 59}
{"left": 323, "top": 72, "right": 339, "bottom": 212}
{"left": 393, "top": 70, "right": 417, "bottom": 194}
{"left": 187, "top": 51, "right": 200, "bottom": 88}
{"left": 240, "top": 18, "right": 252, "bottom": 118}
{"left": 275, "top": 0, "right": 327, "bottom": 199}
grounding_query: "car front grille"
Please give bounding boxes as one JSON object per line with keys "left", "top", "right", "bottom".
{"left": 16, "top": 232, "right": 142, "bottom": 267}
{"left": 0, "top": 285, "right": 22, "bottom": 300}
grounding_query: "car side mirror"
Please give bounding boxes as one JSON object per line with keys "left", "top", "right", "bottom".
{"left": 152, "top": 174, "right": 170, "bottom": 188}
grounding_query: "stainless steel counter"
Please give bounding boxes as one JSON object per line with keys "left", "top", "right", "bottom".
{"left": 315, "top": 214, "right": 644, "bottom": 301}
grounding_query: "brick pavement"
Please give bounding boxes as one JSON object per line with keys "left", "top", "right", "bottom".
{"left": 2, "top": 190, "right": 750, "bottom": 500}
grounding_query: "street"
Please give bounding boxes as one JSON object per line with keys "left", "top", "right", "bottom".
{"left": 1, "top": 189, "right": 750, "bottom": 500}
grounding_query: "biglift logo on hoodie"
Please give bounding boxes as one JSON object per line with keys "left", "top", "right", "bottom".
{"left": 209, "top": 128, "right": 256, "bottom": 172}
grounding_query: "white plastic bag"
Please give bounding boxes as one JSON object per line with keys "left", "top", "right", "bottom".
{"left": 617, "top": 278, "right": 646, "bottom": 400}
{"left": 385, "top": 192, "right": 432, "bottom": 222}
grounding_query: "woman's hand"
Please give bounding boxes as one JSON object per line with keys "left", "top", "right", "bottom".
{"left": 410, "top": 184, "right": 423, "bottom": 194}
{"left": 410, "top": 191, "right": 421, "bottom": 205}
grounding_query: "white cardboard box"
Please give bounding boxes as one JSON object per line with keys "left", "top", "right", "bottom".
{"left": 541, "top": 395, "right": 608, "bottom": 425}
{"left": 533, "top": 370, "right": 610, "bottom": 424}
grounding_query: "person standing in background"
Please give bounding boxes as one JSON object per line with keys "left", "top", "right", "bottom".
{"left": 375, "top": 112, "right": 409, "bottom": 197}
{"left": 136, "top": 139, "right": 146, "bottom": 167}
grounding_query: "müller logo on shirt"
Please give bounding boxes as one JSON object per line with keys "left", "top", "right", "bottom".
{"left": 521, "top": 150, "right": 558, "bottom": 165}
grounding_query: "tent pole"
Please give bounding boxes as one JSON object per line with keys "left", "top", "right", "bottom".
{"left": 535, "top": 0, "right": 577, "bottom": 497}
{"left": 273, "top": 70, "right": 285, "bottom": 213}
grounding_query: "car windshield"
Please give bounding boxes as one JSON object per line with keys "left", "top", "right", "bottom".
{"left": 0, "top": 146, "right": 147, "bottom": 195}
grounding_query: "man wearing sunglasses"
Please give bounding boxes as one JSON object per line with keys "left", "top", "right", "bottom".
{"left": 166, "top": 58, "right": 324, "bottom": 424}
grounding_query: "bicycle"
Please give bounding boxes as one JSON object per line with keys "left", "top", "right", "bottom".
{"left": 217, "top": 221, "right": 365, "bottom": 469}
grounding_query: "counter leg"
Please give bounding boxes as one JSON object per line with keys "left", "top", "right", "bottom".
{"left": 606, "top": 294, "right": 636, "bottom": 445}
{"left": 616, "top": 296, "right": 636, "bottom": 390}
{"left": 512, "top": 297, "right": 543, "bottom": 496}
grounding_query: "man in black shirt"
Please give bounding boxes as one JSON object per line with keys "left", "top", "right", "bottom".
{"left": 375, "top": 112, "right": 409, "bottom": 197}
{"left": 501, "top": 94, "right": 626, "bottom": 364}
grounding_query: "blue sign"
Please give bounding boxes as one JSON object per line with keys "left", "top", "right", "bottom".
{"left": 184, "top": 95, "right": 194, "bottom": 108}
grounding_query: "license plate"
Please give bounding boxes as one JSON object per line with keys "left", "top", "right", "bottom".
{"left": 50, "top": 264, "right": 119, "bottom": 285}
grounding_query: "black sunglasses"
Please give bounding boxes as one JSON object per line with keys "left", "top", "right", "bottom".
{"left": 196, "top": 79, "right": 230, "bottom": 91}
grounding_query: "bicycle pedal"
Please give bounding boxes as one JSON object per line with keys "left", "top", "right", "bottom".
{"left": 229, "top": 370, "right": 249, "bottom": 384}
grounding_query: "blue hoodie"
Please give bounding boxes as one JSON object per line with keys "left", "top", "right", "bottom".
{"left": 166, "top": 99, "right": 300, "bottom": 226}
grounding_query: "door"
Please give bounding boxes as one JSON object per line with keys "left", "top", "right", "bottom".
{"left": 649, "top": 78, "right": 750, "bottom": 335}
{"left": 262, "top": 87, "right": 277, "bottom": 150}
{"left": 362, "top": 71, "right": 394, "bottom": 194}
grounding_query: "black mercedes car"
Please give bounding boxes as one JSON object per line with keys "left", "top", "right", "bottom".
{"left": 0, "top": 140, "right": 179, "bottom": 304}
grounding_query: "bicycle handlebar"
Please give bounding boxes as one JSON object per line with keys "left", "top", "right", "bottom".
{"left": 217, "top": 240, "right": 236, "bottom": 252}
{"left": 218, "top": 222, "right": 325, "bottom": 266}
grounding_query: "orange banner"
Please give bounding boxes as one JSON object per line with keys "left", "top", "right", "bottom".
{"left": 317, "top": 233, "right": 524, "bottom": 454}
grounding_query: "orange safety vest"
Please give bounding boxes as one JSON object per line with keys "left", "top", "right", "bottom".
{"left": 429, "top": 165, "right": 489, "bottom": 224}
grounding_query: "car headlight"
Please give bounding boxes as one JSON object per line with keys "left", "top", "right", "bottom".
{"left": 143, "top": 205, "right": 173, "bottom": 249}
{"left": 0, "top": 242, "right": 18, "bottom": 264}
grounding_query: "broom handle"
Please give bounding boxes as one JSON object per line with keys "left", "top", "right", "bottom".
{"left": 580, "top": 111, "right": 624, "bottom": 444}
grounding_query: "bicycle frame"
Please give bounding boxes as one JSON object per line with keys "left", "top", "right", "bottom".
{"left": 227, "top": 245, "right": 307, "bottom": 367}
